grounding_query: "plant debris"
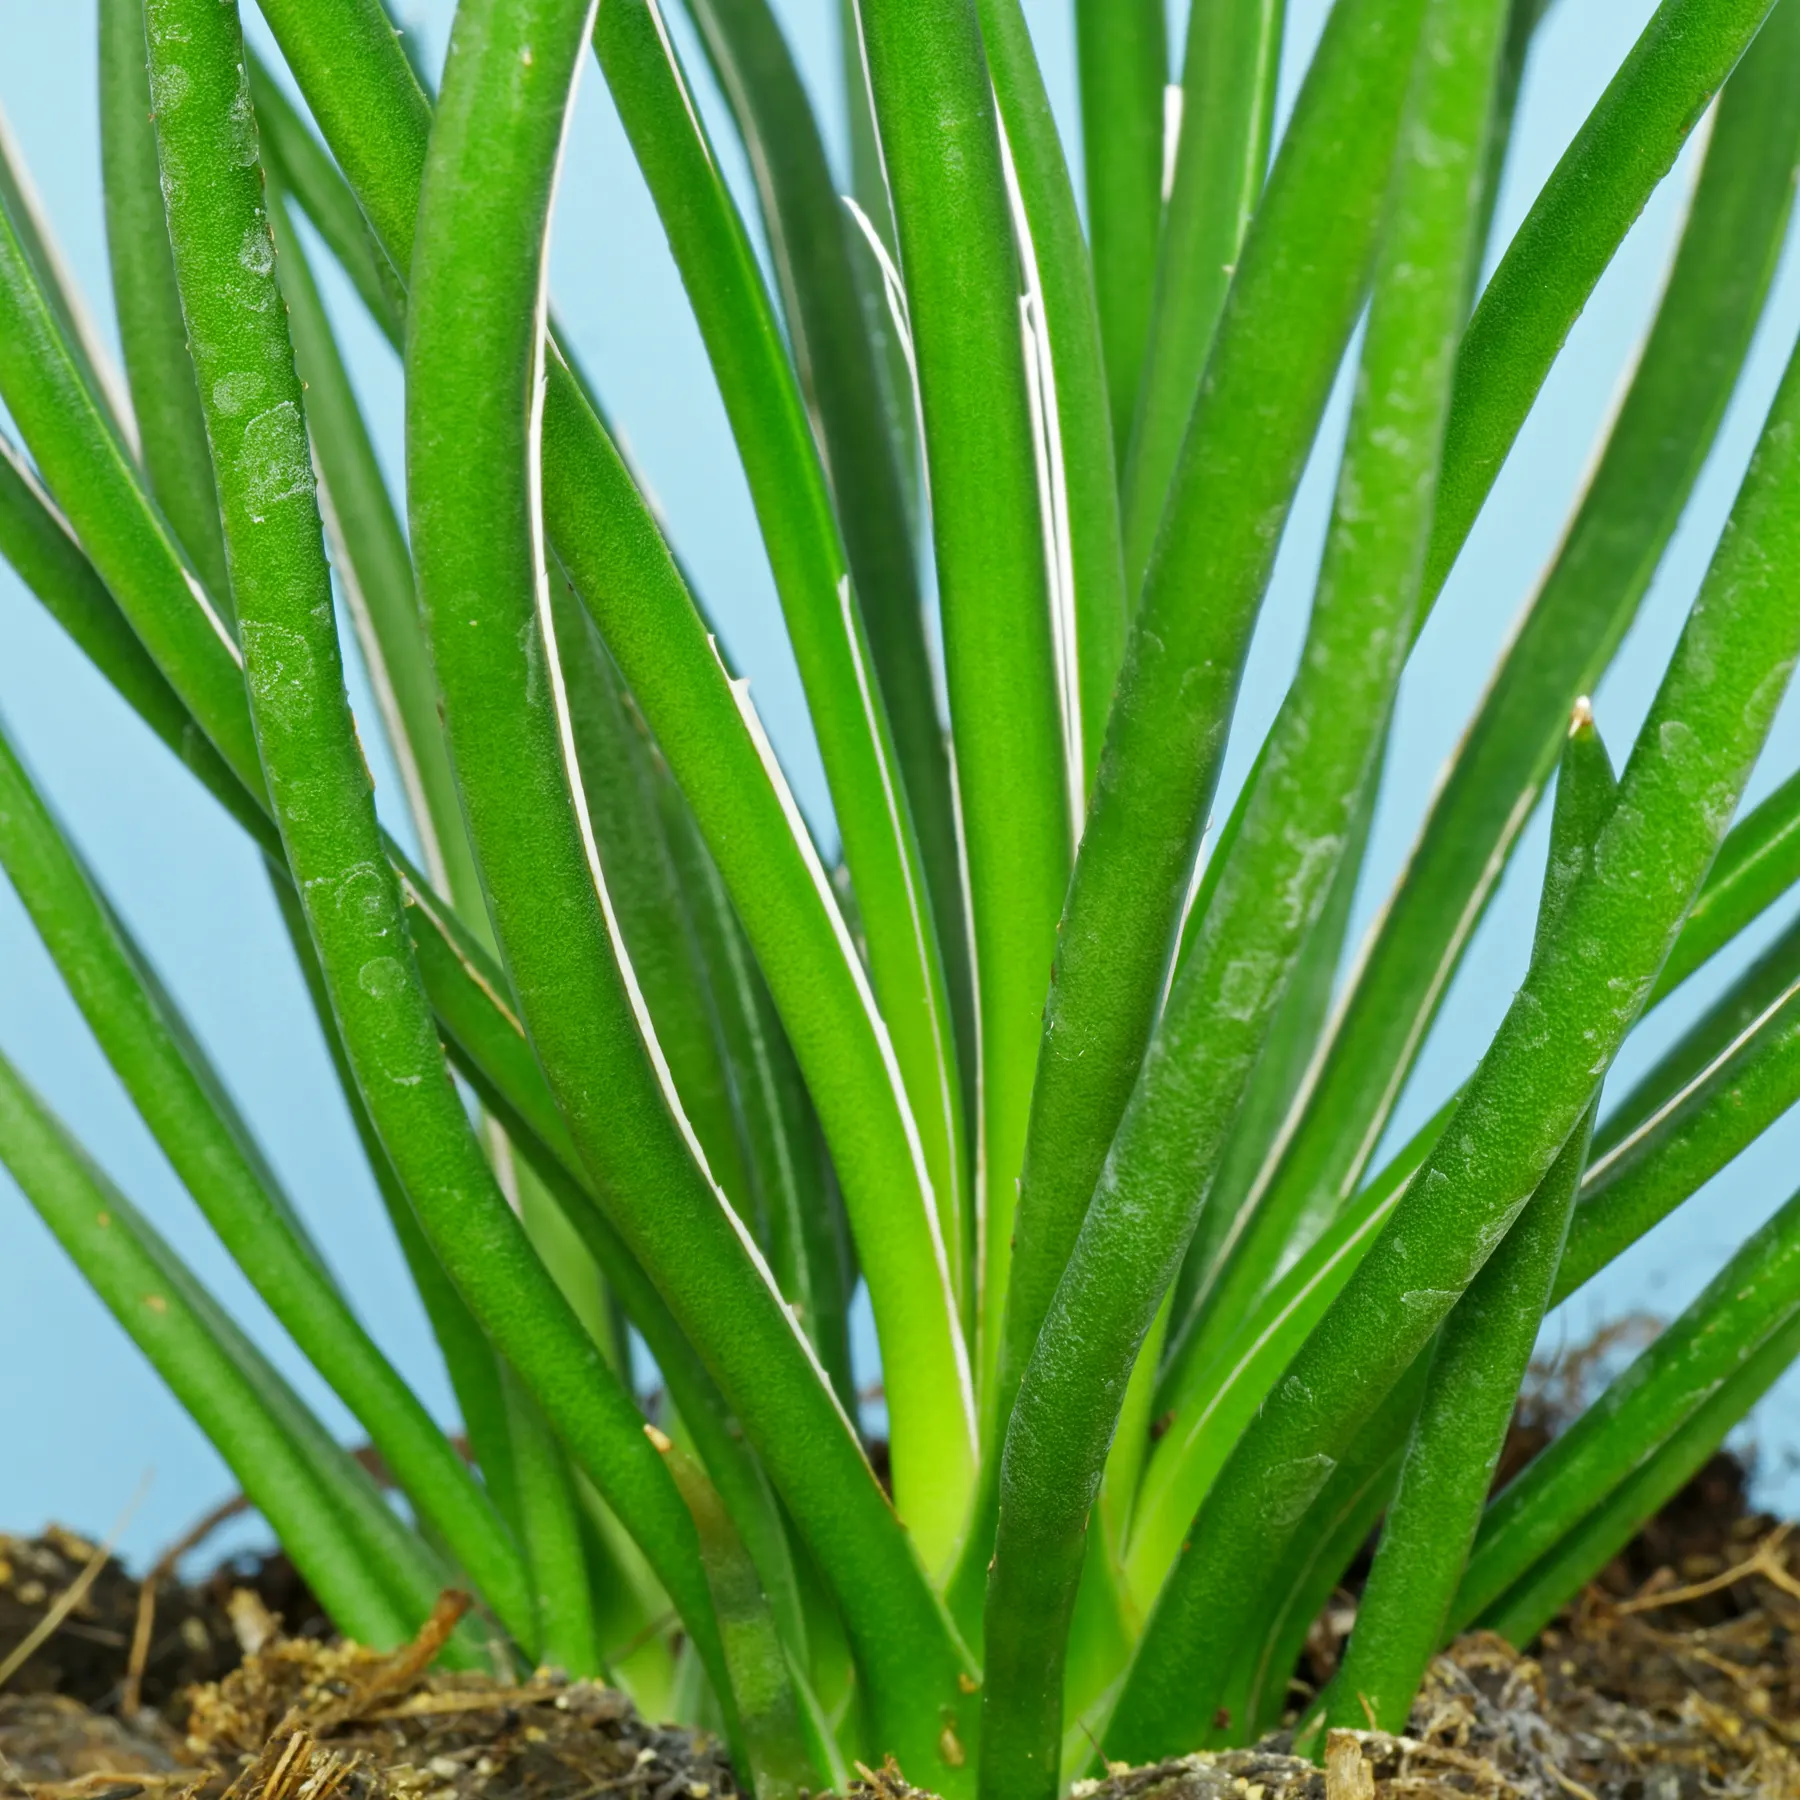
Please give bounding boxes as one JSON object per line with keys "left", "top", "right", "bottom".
{"left": 1, "top": 1589, "right": 733, "bottom": 1800}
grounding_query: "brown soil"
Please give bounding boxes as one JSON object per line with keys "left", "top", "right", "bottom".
{"left": 4, "top": 1435, "right": 1800, "bottom": 1798}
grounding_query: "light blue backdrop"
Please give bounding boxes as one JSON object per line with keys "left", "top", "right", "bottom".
{"left": 1, "top": 0, "right": 1797, "bottom": 1565}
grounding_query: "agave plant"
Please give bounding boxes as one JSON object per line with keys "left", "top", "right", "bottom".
{"left": 3, "top": 0, "right": 1800, "bottom": 1789}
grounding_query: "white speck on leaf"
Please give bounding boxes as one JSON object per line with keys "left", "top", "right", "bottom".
{"left": 239, "top": 219, "right": 274, "bottom": 278}
{"left": 1260, "top": 1454, "right": 1337, "bottom": 1531}
{"left": 358, "top": 955, "right": 407, "bottom": 1000}
{"left": 150, "top": 60, "right": 189, "bottom": 111}
{"left": 240, "top": 400, "right": 315, "bottom": 520}
{"left": 239, "top": 620, "right": 314, "bottom": 727}
{"left": 213, "top": 370, "right": 264, "bottom": 416}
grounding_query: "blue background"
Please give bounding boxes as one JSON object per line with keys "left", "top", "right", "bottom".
{"left": 2, "top": 0, "right": 1798, "bottom": 1566}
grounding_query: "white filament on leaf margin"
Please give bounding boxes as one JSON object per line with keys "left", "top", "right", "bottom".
{"left": 836, "top": 574, "right": 966, "bottom": 1274}
{"left": 946, "top": 734, "right": 989, "bottom": 1313}
{"left": 707, "top": 633, "right": 978, "bottom": 1441}
{"left": 1583, "top": 967, "right": 1800, "bottom": 1191}
{"left": 994, "top": 101, "right": 1085, "bottom": 843}
{"left": 840, "top": 191, "right": 933, "bottom": 529}
{"left": 1162, "top": 83, "right": 1184, "bottom": 204}
{"left": 524, "top": 4, "right": 861, "bottom": 1440}
{"left": 0, "top": 100, "right": 140, "bottom": 456}
{"left": 398, "top": 874, "right": 526, "bottom": 1039}
{"left": 183, "top": 564, "right": 246, "bottom": 668}
{"left": 643, "top": 0, "right": 716, "bottom": 177}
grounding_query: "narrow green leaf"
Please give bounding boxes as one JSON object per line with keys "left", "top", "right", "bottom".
{"left": 1558, "top": 907, "right": 1800, "bottom": 1304}
{"left": 981, "top": 0, "right": 1503, "bottom": 1783}
{"left": 854, "top": 0, "right": 1074, "bottom": 1394}
{"left": 1229, "top": 7, "right": 1800, "bottom": 1291}
{"left": 657, "top": 773, "right": 857, "bottom": 1407}
{"left": 653, "top": 1426, "right": 823, "bottom": 1800}
{"left": 1476, "top": 0, "right": 1558, "bottom": 256}
{"left": 548, "top": 575, "right": 760, "bottom": 1220}
{"left": 834, "top": 0, "right": 920, "bottom": 540}
{"left": 1315, "top": 713, "right": 1616, "bottom": 1736}
{"left": 504, "top": 1367, "right": 604, "bottom": 1678}
{"left": 1124, "top": 1100, "right": 1451, "bottom": 1614}
{"left": 147, "top": 0, "right": 728, "bottom": 1701}
{"left": 0, "top": 717, "right": 537, "bottom": 1645}
{"left": 1425, "top": 0, "right": 1781, "bottom": 600}
{"left": 157, "top": 1186, "right": 471, "bottom": 1649}
{"left": 1155, "top": 0, "right": 1545, "bottom": 1379}
{"left": 0, "top": 1050, "right": 411, "bottom": 1649}
{"left": 402, "top": 0, "right": 974, "bottom": 1778}
{"left": 0, "top": 434, "right": 269, "bottom": 852}
{"left": 1452, "top": 1173, "right": 1800, "bottom": 1631}
{"left": 989, "top": 0, "right": 1430, "bottom": 1562}
{"left": 1230, "top": 1357, "right": 1425, "bottom": 1745}
{"left": 1118, "top": 0, "right": 1282, "bottom": 597}
{"left": 521, "top": 1148, "right": 812, "bottom": 1675}
{"left": 1109, "top": 293, "right": 1800, "bottom": 1763}
{"left": 0, "top": 102, "right": 137, "bottom": 447}
{"left": 1136, "top": 879, "right": 1800, "bottom": 1618}
{"left": 675, "top": 0, "right": 975, "bottom": 1126}
{"left": 1476, "top": 1299, "right": 1800, "bottom": 1645}
{"left": 0, "top": 174, "right": 260, "bottom": 792}
{"left": 1074, "top": 0, "right": 1167, "bottom": 466}
{"left": 0, "top": 141, "right": 705, "bottom": 1605}
{"left": 267, "top": 867, "right": 527, "bottom": 1546}
{"left": 257, "top": 0, "right": 981, "bottom": 1551}
{"left": 262, "top": 175, "right": 487, "bottom": 932}
{"left": 0, "top": 178, "right": 713, "bottom": 1540}
{"left": 404, "top": 873, "right": 813, "bottom": 1673}
{"left": 99, "top": 0, "right": 230, "bottom": 603}
{"left": 593, "top": 0, "right": 970, "bottom": 1314}
{"left": 248, "top": 55, "right": 406, "bottom": 348}
{"left": 1163, "top": 774, "right": 1376, "bottom": 1399}
{"left": 979, "top": 0, "right": 1129, "bottom": 794}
